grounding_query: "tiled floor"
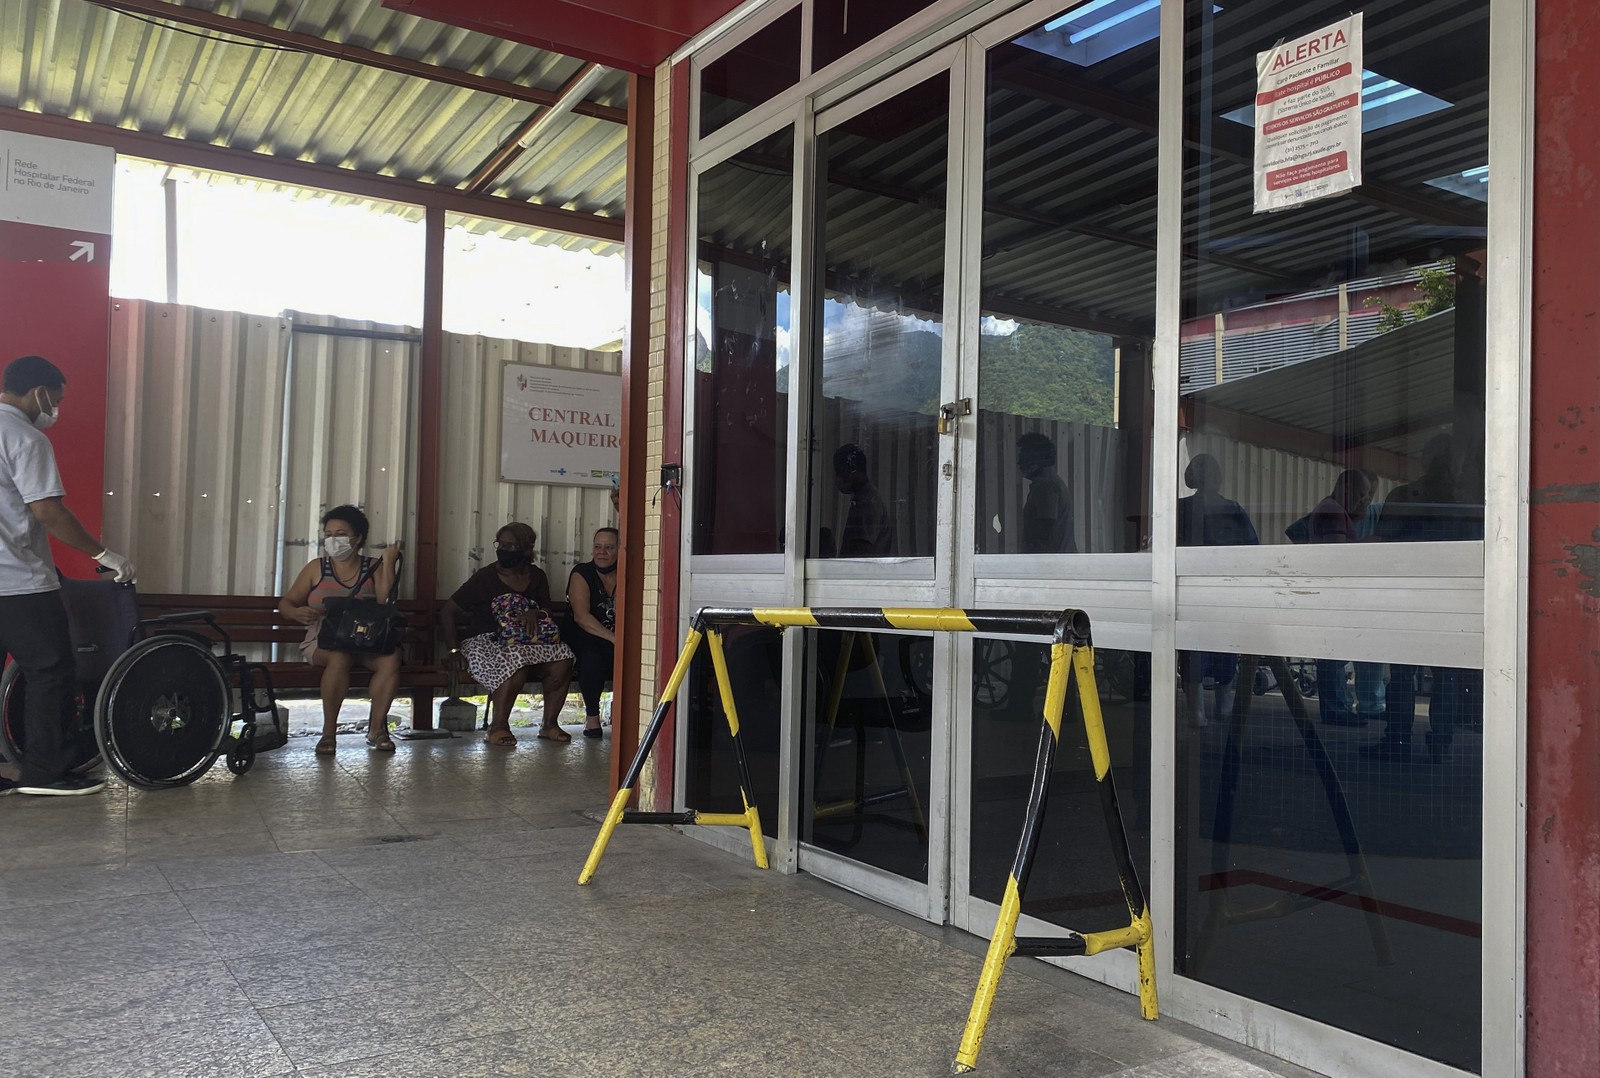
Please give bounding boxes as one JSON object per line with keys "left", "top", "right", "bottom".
{"left": 0, "top": 720, "right": 1326, "bottom": 1078}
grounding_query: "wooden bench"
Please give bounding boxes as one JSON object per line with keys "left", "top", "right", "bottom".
{"left": 135, "top": 593, "right": 451, "bottom": 727}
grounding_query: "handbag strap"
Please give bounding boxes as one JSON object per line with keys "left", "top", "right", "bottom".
{"left": 346, "top": 550, "right": 404, "bottom": 605}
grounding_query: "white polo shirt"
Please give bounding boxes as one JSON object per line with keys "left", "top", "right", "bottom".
{"left": 0, "top": 401, "right": 65, "bottom": 595}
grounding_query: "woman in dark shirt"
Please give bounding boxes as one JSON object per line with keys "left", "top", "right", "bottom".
{"left": 440, "top": 522, "right": 575, "bottom": 746}
{"left": 565, "top": 527, "right": 618, "bottom": 738}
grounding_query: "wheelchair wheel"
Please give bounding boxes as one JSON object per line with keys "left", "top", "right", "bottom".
{"left": 95, "top": 635, "right": 230, "bottom": 789}
{"left": 2, "top": 663, "right": 97, "bottom": 770}
{"left": 228, "top": 729, "right": 259, "bottom": 774}
{"left": 0, "top": 662, "right": 23, "bottom": 763}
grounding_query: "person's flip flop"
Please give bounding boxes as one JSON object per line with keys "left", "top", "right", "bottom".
{"left": 484, "top": 729, "right": 518, "bottom": 747}
{"left": 315, "top": 735, "right": 338, "bottom": 756}
{"left": 537, "top": 726, "right": 572, "bottom": 743}
{"left": 366, "top": 734, "right": 396, "bottom": 752}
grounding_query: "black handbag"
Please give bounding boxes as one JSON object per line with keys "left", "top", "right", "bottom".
{"left": 317, "top": 554, "right": 405, "bottom": 655}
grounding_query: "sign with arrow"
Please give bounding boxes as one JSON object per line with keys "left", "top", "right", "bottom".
{"left": 0, "top": 129, "right": 115, "bottom": 577}
{"left": 1, "top": 129, "right": 114, "bottom": 232}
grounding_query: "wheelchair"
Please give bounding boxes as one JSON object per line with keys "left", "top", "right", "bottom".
{"left": 0, "top": 574, "right": 283, "bottom": 789}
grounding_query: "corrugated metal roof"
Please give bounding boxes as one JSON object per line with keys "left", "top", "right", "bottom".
{"left": 1188, "top": 309, "right": 1459, "bottom": 461}
{"left": 0, "top": 0, "right": 627, "bottom": 251}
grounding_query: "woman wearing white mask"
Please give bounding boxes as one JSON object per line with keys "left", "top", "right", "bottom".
{"left": 279, "top": 504, "right": 401, "bottom": 755}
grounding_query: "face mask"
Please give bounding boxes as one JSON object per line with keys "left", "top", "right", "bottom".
{"left": 32, "top": 388, "right": 58, "bottom": 431}
{"left": 324, "top": 536, "right": 354, "bottom": 560}
{"left": 496, "top": 548, "right": 529, "bottom": 569}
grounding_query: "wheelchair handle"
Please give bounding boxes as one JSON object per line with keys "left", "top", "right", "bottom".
{"left": 140, "top": 610, "right": 233, "bottom": 656}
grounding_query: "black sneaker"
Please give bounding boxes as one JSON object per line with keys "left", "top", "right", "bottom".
{"left": 0, "top": 777, "right": 18, "bottom": 796}
{"left": 17, "top": 776, "right": 106, "bottom": 796}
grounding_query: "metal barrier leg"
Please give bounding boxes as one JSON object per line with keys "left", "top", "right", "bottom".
{"left": 579, "top": 628, "right": 704, "bottom": 884}
{"left": 954, "top": 643, "right": 1158, "bottom": 1073}
{"left": 954, "top": 643, "right": 1072, "bottom": 1073}
{"left": 1072, "top": 646, "right": 1158, "bottom": 1020}
{"left": 704, "top": 628, "right": 768, "bottom": 869}
{"left": 860, "top": 634, "right": 929, "bottom": 842}
{"left": 1195, "top": 655, "right": 1391, "bottom": 967}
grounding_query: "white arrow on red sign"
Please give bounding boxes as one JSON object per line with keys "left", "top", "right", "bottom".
{"left": 69, "top": 240, "right": 96, "bottom": 262}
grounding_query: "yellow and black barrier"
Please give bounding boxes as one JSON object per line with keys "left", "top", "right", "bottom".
{"left": 574, "top": 606, "right": 1155, "bottom": 1074}
{"left": 951, "top": 621, "right": 1157, "bottom": 1073}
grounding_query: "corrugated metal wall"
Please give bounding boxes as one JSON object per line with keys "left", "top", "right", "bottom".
{"left": 105, "top": 298, "right": 620, "bottom": 602}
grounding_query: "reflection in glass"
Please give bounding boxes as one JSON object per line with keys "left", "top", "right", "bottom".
{"left": 811, "top": 0, "right": 940, "bottom": 71}
{"left": 1180, "top": 0, "right": 1488, "bottom": 546}
{"left": 809, "top": 75, "right": 948, "bottom": 559}
{"left": 694, "top": 126, "right": 793, "bottom": 554}
{"left": 969, "top": 642, "right": 1151, "bottom": 934}
{"left": 683, "top": 626, "right": 782, "bottom": 839}
{"left": 974, "top": 19, "right": 1157, "bottom": 555}
{"left": 1176, "top": 650, "right": 1483, "bottom": 1070}
{"left": 803, "top": 630, "right": 933, "bottom": 882}
{"left": 698, "top": 7, "right": 803, "bottom": 138}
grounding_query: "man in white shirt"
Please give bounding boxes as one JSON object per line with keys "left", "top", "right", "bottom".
{"left": 0, "top": 355, "right": 135, "bottom": 796}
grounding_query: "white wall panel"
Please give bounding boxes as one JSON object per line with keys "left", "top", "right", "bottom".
{"left": 106, "top": 301, "right": 290, "bottom": 596}
{"left": 105, "top": 299, "right": 621, "bottom": 603}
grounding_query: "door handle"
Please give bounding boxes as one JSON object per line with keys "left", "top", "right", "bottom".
{"left": 938, "top": 398, "right": 972, "bottom": 435}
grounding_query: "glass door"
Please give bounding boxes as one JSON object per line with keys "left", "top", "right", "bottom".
{"left": 946, "top": 0, "right": 1160, "bottom": 1000}
{"left": 797, "top": 47, "right": 965, "bottom": 920}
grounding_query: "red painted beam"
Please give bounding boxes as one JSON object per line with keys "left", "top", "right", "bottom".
{"left": 1527, "top": 0, "right": 1600, "bottom": 1074}
{"left": 384, "top": 0, "right": 744, "bottom": 75}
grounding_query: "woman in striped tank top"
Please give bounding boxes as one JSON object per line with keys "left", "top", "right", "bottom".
{"left": 279, "top": 504, "right": 402, "bottom": 755}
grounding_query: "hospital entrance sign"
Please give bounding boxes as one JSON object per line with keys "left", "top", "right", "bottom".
{"left": 500, "top": 363, "right": 621, "bottom": 487}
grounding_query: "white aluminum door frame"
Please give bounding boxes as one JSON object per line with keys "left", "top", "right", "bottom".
{"left": 792, "top": 40, "right": 969, "bottom": 924}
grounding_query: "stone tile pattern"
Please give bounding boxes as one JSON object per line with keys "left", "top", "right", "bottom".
{"left": 0, "top": 733, "right": 1324, "bottom": 1078}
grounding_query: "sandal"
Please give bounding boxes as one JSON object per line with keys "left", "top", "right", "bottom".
{"left": 537, "top": 725, "right": 572, "bottom": 743}
{"left": 366, "top": 731, "right": 396, "bottom": 752}
{"left": 314, "top": 734, "right": 338, "bottom": 756}
{"left": 484, "top": 728, "right": 518, "bottom": 747}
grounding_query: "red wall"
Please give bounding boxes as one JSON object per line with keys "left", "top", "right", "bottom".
{"left": 0, "top": 220, "right": 111, "bottom": 577}
{"left": 1527, "top": 0, "right": 1600, "bottom": 1072}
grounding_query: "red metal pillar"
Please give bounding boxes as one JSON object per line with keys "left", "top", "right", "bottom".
{"left": 612, "top": 71, "right": 655, "bottom": 795}
{"left": 1526, "top": 0, "right": 1600, "bottom": 1072}
{"left": 412, "top": 205, "right": 445, "bottom": 729}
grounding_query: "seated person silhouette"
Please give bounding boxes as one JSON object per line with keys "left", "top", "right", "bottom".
{"left": 832, "top": 443, "right": 894, "bottom": 558}
{"left": 1365, "top": 435, "right": 1479, "bottom": 762}
{"left": 1177, "top": 454, "right": 1258, "bottom": 727}
{"left": 1017, "top": 432, "right": 1075, "bottom": 554}
{"left": 1302, "top": 470, "right": 1373, "bottom": 727}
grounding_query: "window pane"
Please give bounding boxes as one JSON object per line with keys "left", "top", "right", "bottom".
{"left": 694, "top": 126, "right": 794, "bottom": 555}
{"left": 1175, "top": 649, "right": 1483, "bottom": 1070}
{"left": 684, "top": 626, "right": 782, "bottom": 839}
{"left": 975, "top": 14, "right": 1159, "bottom": 555}
{"left": 811, "top": 0, "right": 940, "bottom": 71}
{"left": 969, "top": 642, "right": 1152, "bottom": 934}
{"left": 803, "top": 629, "right": 934, "bottom": 882}
{"left": 1179, "top": 0, "right": 1488, "bottom": 547}
{"left": 699, "top": 7, "right": 803, "bottom": 139}
{"left": 809, "top": 75, "right": 948, "bottom": 560}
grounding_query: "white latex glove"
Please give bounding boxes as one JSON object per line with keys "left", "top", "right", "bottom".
{"left": 94, "top": 548, "right": 136, "bottom": 584}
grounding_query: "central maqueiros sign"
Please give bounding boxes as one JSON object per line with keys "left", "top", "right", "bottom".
{"left": 500, "top": 363, "right": 621, "bottom": 487}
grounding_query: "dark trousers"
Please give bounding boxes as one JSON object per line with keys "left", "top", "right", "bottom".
{"left": 568, "top": 630, "right": 614, "bottom": 717}
{"left": 0, "top": 589, "right": 79, "bottom": 785}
